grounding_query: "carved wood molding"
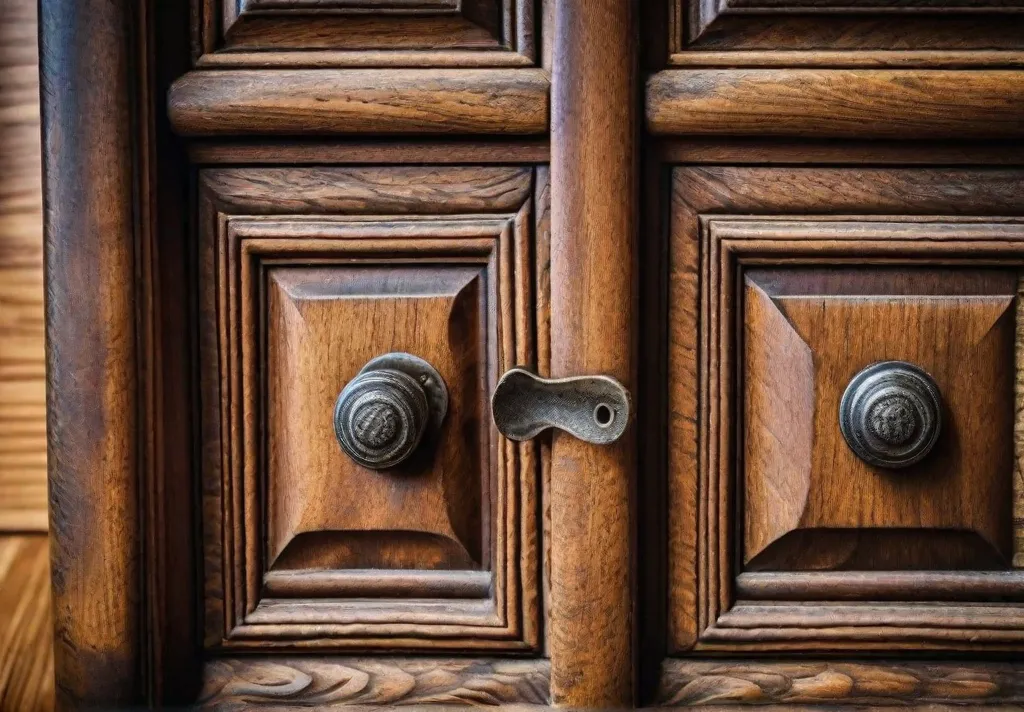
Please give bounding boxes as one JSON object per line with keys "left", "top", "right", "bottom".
{"left": 658, "top": 660, "right": 1024, "bottom": 706}
{"left": 199, "top": 657, "right": 551, "bottom": 709}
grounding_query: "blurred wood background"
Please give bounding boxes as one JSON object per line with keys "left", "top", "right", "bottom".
{"left": 1, "top": 0, "right": 47, "bottom": 530}
{"left": 0, "top": 0, "right": 55, "bottom": 709}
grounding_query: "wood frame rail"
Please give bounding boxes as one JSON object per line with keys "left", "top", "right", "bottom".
{"left": 168, "top": 69, "right": 550, "bottom": 136}
{"left": 647, "top": 69, "right": 1024, "bottom": 139}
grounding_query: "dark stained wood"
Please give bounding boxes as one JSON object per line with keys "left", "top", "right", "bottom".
{"left": 168, "top": 69, "right": 550, "bottom": 136}
{"left": 658, "top": 660, "right": 1024, "bottom": 707}
{"left": 549, "top": 0, "right": 637, "bottom": 706}
{"left": 0, "top": 535, "right": 54, "bottom": 712}
{"left": 659, "top": 139, "right": 1024, "bottom": 165}
{"left": 647, "top": 70, "right": 1024, "bottom": 139}
{"left": 0, "top": 0, "right": 46, "bottom": 532}
{"left": 198, "top": 657, "right": 550, "bottom": 709}
{"left": 39, "top": 0, "right": 143, "bottom": 705}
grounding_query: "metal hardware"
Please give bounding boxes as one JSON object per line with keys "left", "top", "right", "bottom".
{"left": 334, "top": 353, "right": 448, "bottom": 470}
{"left": 491, "top": 368, "right": 630, "bottom": 445}
{"left": 839, "top": 361, "right": 942, "bottom": 469}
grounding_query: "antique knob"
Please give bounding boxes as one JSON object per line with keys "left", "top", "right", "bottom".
{"left": 491, "top": 368, "right": 631, "bottom": 445}
{"left": 334, "top": 353, "right": 448, "bottom": 470}
{"left": 839, "top": 361, "right": 942, "bottom": 469}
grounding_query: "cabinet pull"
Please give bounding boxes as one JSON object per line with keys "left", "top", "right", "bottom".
{"left": 491, "top": 368, "right": 630, "bottom": 445}
{"left": 334, "top": 353, "right": 448, "bottom": 470}
{"left": 839, "top": 360, "right": 943, "bottom": 469}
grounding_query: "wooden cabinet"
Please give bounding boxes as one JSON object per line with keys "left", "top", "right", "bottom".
{"left": 39, "top": 0, "right": 1024, "bottom": 709}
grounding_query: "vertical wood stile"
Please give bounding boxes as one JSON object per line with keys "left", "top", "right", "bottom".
{"left": 549, "top": 0, "right": 638, "bottom": 706}
{"left": 39, "top": 0, "right": 143, "bottom": 706}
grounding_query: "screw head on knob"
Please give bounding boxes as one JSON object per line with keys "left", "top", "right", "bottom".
{"left": 839, "top": 361, "right": 942, "bottom": 469}
{"left": 334, "top": 353, "right": 448, "bottom": 470}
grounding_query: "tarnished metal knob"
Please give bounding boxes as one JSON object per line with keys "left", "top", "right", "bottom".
{"left": 839, "top": 361, "right": 942, "bottom": 469}
{"left": 334, "top": 353, "right": 448, "bottom": 470}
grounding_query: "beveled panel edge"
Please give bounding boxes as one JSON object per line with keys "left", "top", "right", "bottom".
{"left": 168, "top": 68, "right": 550, "bottom": 136}
{"left": 647, "top": 69, "right": 1024, "bottom": 139}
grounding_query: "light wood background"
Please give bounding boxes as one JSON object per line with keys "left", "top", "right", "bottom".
{"left": 0, "top": 0, "right": 46, "bottom": 531}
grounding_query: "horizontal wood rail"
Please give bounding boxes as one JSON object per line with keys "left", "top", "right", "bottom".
{"left": 647, "top": 69, "right": 1024, "bottom": 139}
{"left": 168, "top": 69, "right": 549, "bottom": 136}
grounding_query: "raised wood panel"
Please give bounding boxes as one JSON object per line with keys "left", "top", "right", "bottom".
{"left": 665, "top": 0, "right": 1024, "bottom": 64}
{"left": 0, "top": 0, "right": 46, "bottom": 532}
{"left": 666, "top": 166, "right": 1024, "bottom": 655}
{"left": 197, "top": 166, "right": 546, "bottom": 652}
{"left": 744, "top": 267, "right": 1015, "bottom": 572}
{"left": 196, "top": 0, "right": 537, "bottom": 67}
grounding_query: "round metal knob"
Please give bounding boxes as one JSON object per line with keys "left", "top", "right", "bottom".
{"left": 334, "top": 353, "right": 448, "bottom": 470}
{"left": 839, "top": 361, "right": 942, "bottom": 469}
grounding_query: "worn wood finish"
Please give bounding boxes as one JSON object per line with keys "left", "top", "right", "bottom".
{"left": 187, "top": 140, "right": 550, "bottom": 165}
{"left": 0, "top": 535, "right": 54, "bottom": 711}
{"left": 658, "top": 660, "right": 1024, "bottom": 707}
{"left": 647, "top": 70, "right": 1024, "bottom": 139}
{"left": 667, "top": 167, "right": 1024, "bottom": 656}
{"left": 198, "top": 657, "right": 550, "bottom": 709}
{"left": 197, "top": 166, "right": 545, "bottom": 652}
{"left": 39, "top": 0, "right": 144, "bottom": 706}
{"left": 168, "top": 69, "right": 549, "bottom": 136}
{"left": 0, "top": 0, "right": 46, "bottom": 532}
{"left": 549, "top": 0, "right": 637, "bottom": 706}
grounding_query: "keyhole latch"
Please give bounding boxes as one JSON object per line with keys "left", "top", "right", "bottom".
{"left": 490, "top": 368, "right": 631, "bottom": 445}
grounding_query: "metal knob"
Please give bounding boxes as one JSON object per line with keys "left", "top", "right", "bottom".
{"left": 334, "top": 353, "right": 448, "bottom": 470}
{"left": 839, "top": 361, "right": 942, "bottom": 469}
{"left": 491, "top": 368, "right": 630, "bottom": 445}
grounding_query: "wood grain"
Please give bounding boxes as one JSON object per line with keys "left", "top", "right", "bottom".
{"left": 549, "top": 0, "right": 636, "bottom": 706}
{"left": 39, "top": 0, "right": 143, "bottom": 704}
{"left": 658, "top": 660, "right": 1024, "bottom": 706}
{"left": 168, "top": 69, "right": 549, "bottom": 136}
{"left": 647, "top": 70, "right": 1024, "bottom": 139}
{"left": 0, "top": 0, "right": 46, "bottom": 532}
{"left": 0, "top": 535, "right": 54, "bottom": 712}
{"left": 198, "top": 657, "right": 550, "bottom": 709}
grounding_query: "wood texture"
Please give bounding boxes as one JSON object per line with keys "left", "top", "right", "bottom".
{"left": 667, "top": 166, "right": 1024, "bottom": 655}
{"left": 197, "top": 166, "right": 545, "bottom": 652}
{"left": 168, "top": 69, "right": 549, "bottom": 136}
{"left": 647, "top": 70, "right": 1024, "bottom": 139}
{"left": 198, "top": 657, "right": 550, "bottom": 709}
{"left": 658, "top": 660, "right": 1024, "bottom": 707}
{"left": 549, "top": 0, "right": 636, "bottom": 706}
{"left": 0, "top": 0, "right": 46, "bottom": 532}
{"left": 39, "top": 0, "right": 143, "bottom": 705}
{"left": 195, "top": 0, "right": 536, "bottom": 67}
{"left": 0, "top": 535, "right": 54, "bottom": 711}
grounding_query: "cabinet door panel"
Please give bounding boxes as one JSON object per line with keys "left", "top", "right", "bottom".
{"left": 197, "top": 166, "right": 546, "bottom": 652}
{"left": 665, "top": 166, "right": 1024, "bottom": 654}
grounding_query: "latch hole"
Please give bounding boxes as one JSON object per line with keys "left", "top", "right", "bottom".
{"left": 594, "top": 403, "right": 614, "bottom": 428}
